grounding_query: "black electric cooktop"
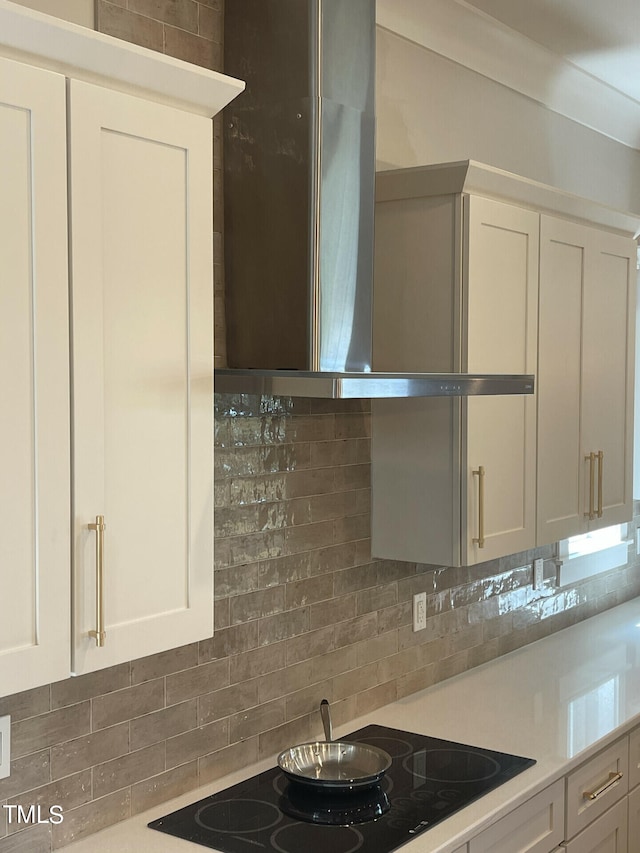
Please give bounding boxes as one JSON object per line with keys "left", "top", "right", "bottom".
{"left": 149, "top": 724, "right": 535, "bottom": 853}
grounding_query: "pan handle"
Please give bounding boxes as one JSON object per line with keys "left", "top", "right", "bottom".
{"left": 320, "top": 698, "right": 333, "bottom": 742}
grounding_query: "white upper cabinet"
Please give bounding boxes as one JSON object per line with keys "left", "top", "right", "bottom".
{"left": 372, "top": 161, "right": 638, "bottom": 568}
{"left": 372, "top": 169, "right": 538, "bottom": 567}
{"left": 0, "top": 57, "right": 71, "bottom": 694}
{"left": 0, "top": 2, "right": 244, "bottom": 692}
{"left": 69, "top": 81, "right": 215, "bottom": 675}
{"left": 537, "top": 217, "right": 636, "bottom": 545}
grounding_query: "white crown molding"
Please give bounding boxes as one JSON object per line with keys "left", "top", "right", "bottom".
{"left": 376, "top": 160, "right": 640, "bottom": 235}
{"left": 0, "top": 0, "right": 244, "bottom": 117}
{"left": 376, "top": 0, "right": 640, "bottom": 151}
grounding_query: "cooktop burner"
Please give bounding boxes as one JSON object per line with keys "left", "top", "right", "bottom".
{"left": 149, "top": 725, "right": 535, "bottom": 853}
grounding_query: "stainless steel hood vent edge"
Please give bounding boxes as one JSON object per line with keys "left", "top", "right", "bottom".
{"left": 214, "top": 370, "right": 535, "bottom": 399}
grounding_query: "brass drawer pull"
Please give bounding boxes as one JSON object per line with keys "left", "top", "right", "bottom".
{"left": 472, "top": 466, "right": 485, "bottom": 548}
{"left": 585, "top": 453, "right": 596, "bottom": 520}
{"left": 583, "top": 771, "right": 623, "bottom": 801}
{"left": 88, "top": 515, "right": 106, "bottom": 647}
{"left": 597, "top": 450, "right": 604, "bottom": 518}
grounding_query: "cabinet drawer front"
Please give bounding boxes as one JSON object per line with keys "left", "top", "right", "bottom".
{"left": 469, "top": 779, "right": 564, "bottom": 853}
{"left": 629, "top": 783, "right": 640, "bottom": 845}
{"left": 565, "top": 739, "right": 629, "bottom": 839}
{"left": 629, "top": 725, "right": 640, "bottom": 790}
{"left": 562, "top": 796, "right": 627, "bottom": 852}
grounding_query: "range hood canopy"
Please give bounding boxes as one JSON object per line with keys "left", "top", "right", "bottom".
{"left": 217, "top": 0, "right": 534, "bottom": 399}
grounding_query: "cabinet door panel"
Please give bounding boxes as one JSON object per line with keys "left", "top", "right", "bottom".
{"left": 629, "top": 784, "right": 640, "bottom": 849}
{"left": 0, "top": 58, "right": 70, "bottom": 695}
{"left": 565, "top": 738, "right": 628, "bottom": 839}
{"left": 629, "top": 725, "right": 640, "bottom": 790}
{"left": 466, "top": 395, "right": 533, "bottom": 563}
{"left": 538, "top": 217, "right": 585, "bottom": 544}
{"left": 69, "top": 81, "right": 213, "bottom": 674}
{"left": 562, "top": 796, "right": 627, "bottom": 852}
{"left": 464, "top": 197, "right": 538, "bottom": 564}
{"left": 582, "top": 233, "right": 635, "bottom": 529}
{"left": 538, "top": 218, "right": 635, "bottom": 543}
{"left": 465, "top": 196, "right": 539, "bottom": 374}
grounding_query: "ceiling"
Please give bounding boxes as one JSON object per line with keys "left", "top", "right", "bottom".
{"left": 464, "top": 0, "right": 640, "bottom": 104}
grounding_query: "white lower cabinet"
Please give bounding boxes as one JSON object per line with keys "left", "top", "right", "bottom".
{"left": 564, "top": 738, "right": 629, "bottom": 839}
{"left": 628, "top": 726, "right": 640, "bottom": 852}
{"left": 469, "top": 779, "right": 564, "bottom": 853}
{"left": 561, "top": 797, "right": 628, "bottom": 852}
{"left": 629, "top": 727, "right": 640, "bottom": 789}
{"left": 463, "top": 731, "right": 639, "bottom": 853}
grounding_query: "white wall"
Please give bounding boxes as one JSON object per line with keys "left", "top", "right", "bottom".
{"left": 376, "top": 27, "right": 640, "bottom": 212}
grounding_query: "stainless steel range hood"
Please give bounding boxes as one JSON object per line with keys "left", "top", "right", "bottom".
{"left": 217, "top": 0, "right": 534, "bottom": 399}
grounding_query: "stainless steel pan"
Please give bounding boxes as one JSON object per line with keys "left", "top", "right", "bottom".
{"left": 277, "top": 699, "right": 392, "bottom": 792}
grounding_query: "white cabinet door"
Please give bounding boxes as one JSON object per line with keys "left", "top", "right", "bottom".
{"left": 537, "top": 216, "right": 585, "bottom": 544}
{"left": 581, "top": 229, "right": 635, "bottom": 530}
{"left": 0, "top": 57, "right": 70, "bottom": 695}
{"left": 628, "top": 784, "right": 640, "bottom": 849}
{"left": 69, "top": 81, "right": 214, "bottom": 674}
{"left": 537, "top": 217, "right": 635, "bottom": 545}
{"left": 372, "top": 187, "right": 538, "bottom": 567}
{"left": 463, "top": 196, "right": 538, "bottom": 565}
{"left": 629, "top": 726, "right": 640, "bottom": 790}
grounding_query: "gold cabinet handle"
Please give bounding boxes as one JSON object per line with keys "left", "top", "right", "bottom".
{"left": 583, "top": 771, "right": 623, "bottom": 801}
{"left": 585, "top": 453, "right": 595, "bottom": 520}
{"left": 88, "top": 515, "right": 106, "bottom": 647}
{"left": 597, "top": 450, "right": 604, "bottom": 518}
{"left": 472, "top": 466, "right": 485, "bottom": 548}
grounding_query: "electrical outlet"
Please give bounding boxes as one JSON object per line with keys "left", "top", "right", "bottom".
{"left": 0, "top": 715, "right": 10, "bottom": 780}
{"left": 413, "top": 592, "right": 427, "bottom": 632}
{"left": 533, "top": 558, "right": 544, "bottom": 590}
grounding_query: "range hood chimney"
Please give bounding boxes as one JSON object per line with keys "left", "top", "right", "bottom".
{"left": 215, "top": 0, "right": 534, "bottom": 399}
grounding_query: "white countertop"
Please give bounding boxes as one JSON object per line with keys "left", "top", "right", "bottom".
{"left": 65, "top": 597, "right": 640, "bottom": 853}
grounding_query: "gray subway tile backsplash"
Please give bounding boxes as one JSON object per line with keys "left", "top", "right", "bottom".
{"left": 0, "top": 824, "right": 50, "bottom": 853}
{"left": 91, "top": 680, "right": 164, "bottom": 731}
{"left": 129, "top": 701, "right": 198, "bottom": 752}
{"left": 50, "top": 789, "right": 130, "bottom": 850}
{"left": 92, "top": 745, "right": 165, "bottom": 799}
{"left": 50, "top": 725, "right": 129, "bottom": 780}
{"left": 7, "top": 771, "right": 92, "bottom": 831}
{"left": 11, "top": 704, "right": 92, "bottom": 761}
